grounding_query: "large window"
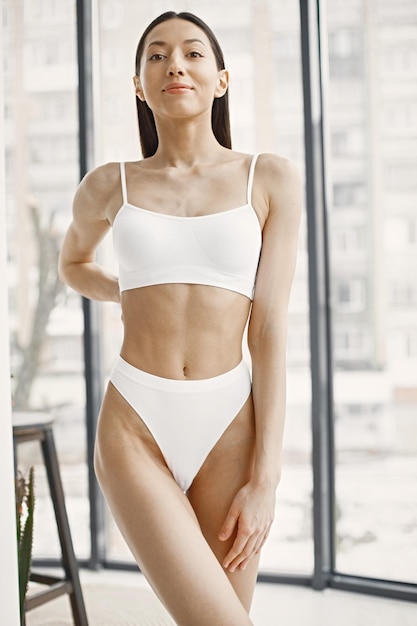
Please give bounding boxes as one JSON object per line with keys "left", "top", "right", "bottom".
{"left": 4, "top": 0, "right": 416, "bottom": 598}
{"left": 327, "top": 0, "right": 417, "bottom": 583}
{"left": 3, "top": 0, "right": 89, "bottom": 560}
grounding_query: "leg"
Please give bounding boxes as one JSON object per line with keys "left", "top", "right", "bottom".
{"left": 95, "top": 383, "right": 253, "bottom": 626}
{"left": 187, "top": 394, "right": 259, "bottom": 612}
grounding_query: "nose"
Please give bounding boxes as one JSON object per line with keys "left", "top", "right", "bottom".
{"left": 168, "top": 65, "right": 184, "bottom": 77}
{"left": 167, "top": 52, "right": 184, "bottom": 76}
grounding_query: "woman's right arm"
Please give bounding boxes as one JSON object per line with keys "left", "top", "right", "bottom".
{"left": 58, "top": 164, "right": 120, "bottom": 303}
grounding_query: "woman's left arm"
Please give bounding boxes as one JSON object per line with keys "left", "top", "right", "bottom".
{"left": 219, "top": 154, "right": 302, "bottom": 572}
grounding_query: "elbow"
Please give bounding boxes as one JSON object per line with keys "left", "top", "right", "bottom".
{"left": 247, "top": 323, "right": 267, "bottom": 356}
{"left": 247, "top": 320, "right": 287, "bottom": 359}
{"left": 57, "top": 251, "right": 77, "bottom": 289}
{"left": 57, "top": 253, "right": 69, "bottom": 285}
{"left": 247, "top": 323, "right": 262, "bottom": 354}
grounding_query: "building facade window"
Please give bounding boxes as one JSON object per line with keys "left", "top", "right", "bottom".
{"left": 333, "top": 181, "right": 367, "bottom": 207}
{"left": 335, "top": 278, "right": 366, "bottom": 312}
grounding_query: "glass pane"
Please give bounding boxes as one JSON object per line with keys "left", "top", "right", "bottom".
{"left": 327, "top": 0, "right": 417, "bottom": 582}
{"left": 94, "top": 0, "right": 312, "bottom": 574}
{"left": 4, "top": 0, "right": 89, "bottom": 559}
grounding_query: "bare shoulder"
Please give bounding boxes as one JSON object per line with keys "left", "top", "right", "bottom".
{"left": 257, "top": 153, "right": 301, "bottom": 201}
{"left": 73, "top": 161, "right": 123, "bottom": 222}
{"left": 256, "top": 152, "right": 299, "bottom": 172}
{"left": 252, "top": 153, "right": 302, "bottom": 226}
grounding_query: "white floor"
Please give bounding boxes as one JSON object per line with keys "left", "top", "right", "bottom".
{"left": 25, "top": 568, "right": 417, "bottom": 626}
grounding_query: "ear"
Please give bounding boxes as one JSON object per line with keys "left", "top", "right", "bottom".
{"left": 214, "top": 69, "right": 229, "bottom": 99}
{"left": 133, "top": 75, "right": 145, "bottom": 101}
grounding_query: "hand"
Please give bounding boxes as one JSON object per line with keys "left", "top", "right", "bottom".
{"left": 218, "top": 480, "right": 276, "bottom": 572}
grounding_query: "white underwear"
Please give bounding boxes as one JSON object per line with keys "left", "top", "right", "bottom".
{"left": 109, "top": 356, "right": 252, "bottom": 492}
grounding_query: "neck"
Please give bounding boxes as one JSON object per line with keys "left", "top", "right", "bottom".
{"left": 151, "top": 115, "right": 227, "bottom": 168}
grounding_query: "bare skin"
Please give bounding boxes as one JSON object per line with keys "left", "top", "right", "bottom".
{"left": 59, "top": 17, "right": 301, "bottom": 626}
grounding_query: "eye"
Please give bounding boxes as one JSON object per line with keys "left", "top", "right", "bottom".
{"left": 187, "top": 51, "right": 203, "bottom": 58}
{"left": 149, "top": 53, "right": 165, "bottom": 61}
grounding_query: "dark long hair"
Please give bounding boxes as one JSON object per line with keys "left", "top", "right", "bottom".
{"left": 134, "top": 11, "right": 231, "bottom": 158}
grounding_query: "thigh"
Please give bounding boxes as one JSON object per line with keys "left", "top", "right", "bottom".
{"left": 95, "top": 383, "right": 253, "bottom": 626}
{"left": 187, "top": 394, "right": 260, "bottom": 612}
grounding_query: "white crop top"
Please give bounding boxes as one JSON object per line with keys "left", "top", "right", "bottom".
{"left": 112, "top": 155, "right": 262, "bottom": 300}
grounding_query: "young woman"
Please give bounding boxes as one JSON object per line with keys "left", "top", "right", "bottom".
{"left": 59, "top": 11, "right": 301, "bottom": 625}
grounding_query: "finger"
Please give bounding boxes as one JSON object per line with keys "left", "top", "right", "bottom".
{"left": 237, "top": 532, "right": 266, "bottom": 571}
{"left": 237, "top": 540, "right": 263, "bottom": 570}
{"left": 238, "top": 555, "right": 253, "bottom": 570}
{"left": 232, "top": 524, "right": 271, "bottom": 571}
{"left": 218, "top": 507, "right": 239, "bottom": 541}
{"left": 225, "top": 533, "right": 258, "bottom": 572}
{"left": 222, "top": 531, "right": 251, "bottom": 569}
{"left": 258, "top": 526, "right": 271, "bottom": 551}
{"left": 255, "top": 524, "right": 271, "bottom": 551}
{"left": 251, "top": 531, "right": 267, "bottom": 558}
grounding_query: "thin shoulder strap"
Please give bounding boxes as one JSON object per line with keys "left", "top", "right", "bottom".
{"left": 247, "top": 154, "right": 259, "bottom": 206}
{"left": 120, "top": 161, "right": 128, "bottom": 204}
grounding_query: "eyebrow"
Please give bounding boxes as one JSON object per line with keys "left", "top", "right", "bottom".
{"left": 147, "top": 38, "right": 207, "bottom": 49}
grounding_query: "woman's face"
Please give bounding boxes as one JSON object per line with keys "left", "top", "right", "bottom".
{"left": 134, "top": 18, "right": 228, "bottom": 121}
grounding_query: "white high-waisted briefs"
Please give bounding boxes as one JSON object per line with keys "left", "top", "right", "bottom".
{"left": 109, "top": 356, "right": 252, "bottom": 492}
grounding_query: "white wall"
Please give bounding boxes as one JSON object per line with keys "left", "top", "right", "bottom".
{"left": 0, "top": 5, "right": 21, "bottom": 623}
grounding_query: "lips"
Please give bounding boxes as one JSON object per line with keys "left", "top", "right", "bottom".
{"left": 163, "top": 82, "right": 193, "bottom": 94}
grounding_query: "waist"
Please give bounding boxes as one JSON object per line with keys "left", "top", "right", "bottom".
{"left": 119, "top": 336, "right": 244, "bottom": 380}
{"left": 111, "top": 356, "right": 251, "bottom": 390}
